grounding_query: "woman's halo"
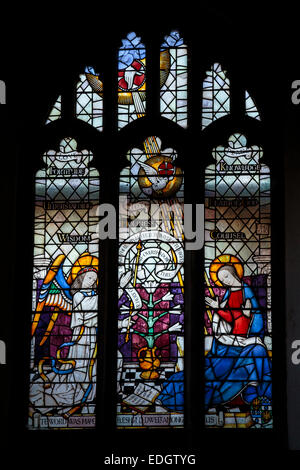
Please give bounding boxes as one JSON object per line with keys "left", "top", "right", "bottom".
{"left": 209, "top": 254, "right": 244, "bottom": 287}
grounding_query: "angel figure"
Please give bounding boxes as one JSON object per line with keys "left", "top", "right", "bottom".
{"left": 29, "top": 252, "right": 98, "bottom": 420}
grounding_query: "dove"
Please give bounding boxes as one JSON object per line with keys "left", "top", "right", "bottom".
{"left": 139, "top": 161, "right": 174, "bottom": 192}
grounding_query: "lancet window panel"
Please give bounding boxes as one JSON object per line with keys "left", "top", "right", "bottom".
{"left": 160, "top": 31, "right": 188, "bottom": 128}
{"left": 204, "top": 133, "right": 272, "bottom": 429}
{"left": 117, "top": 136, "right": 184, "bottom": 429}
{"left": 28, "top": 137, "right": 100, "bottom": 430}
{"left": 76, "top": 66, "right": 104, "bottom": 132}
{"left": 202, "top": 63, "right": 231, "bottom": 130}
{"left": 118, "top": 32, "right": 147, "bottom": 130}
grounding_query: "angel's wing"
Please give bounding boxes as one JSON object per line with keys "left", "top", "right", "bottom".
{"left": 139, "top": 161, "right": 158, "bottom": 177}
{"left": 32, "top": 254, "right": 73, "bottom": 346}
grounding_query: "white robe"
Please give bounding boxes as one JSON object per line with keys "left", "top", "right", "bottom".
{"left": 30, "top": 290, "right": 98, "bottom": 412}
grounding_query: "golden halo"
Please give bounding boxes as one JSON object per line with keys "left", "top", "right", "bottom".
{"left": 71, "top": 252, "right": 99, "bottom": 281}
{"left": 209, "top": 254, "right": 244, "bottom": 287}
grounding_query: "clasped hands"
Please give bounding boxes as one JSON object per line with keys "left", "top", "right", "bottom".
{"left": 205, "top": 296, "right": 252, "bottom": 317}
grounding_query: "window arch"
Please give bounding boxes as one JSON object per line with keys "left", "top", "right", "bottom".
{"left": 76, "top": 66, "right": 104, "bottom": 131}
{"left": 202, "top": 62, "right": 230, "bottom": 129}
{"left": 160, "top": 31, "right": 188, "bottom": 127}
{"left": 14, "top": 24, "right": 283, "bottom": 443}
{"left": 118, "top": 32, "right": 147, "bottom": 130}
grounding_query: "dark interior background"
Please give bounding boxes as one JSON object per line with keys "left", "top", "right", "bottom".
{"left": 0, "top": 5, "right": 298, "bottom": 457}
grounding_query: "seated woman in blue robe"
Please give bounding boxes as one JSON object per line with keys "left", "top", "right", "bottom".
{"left": 156, "top": 255, "right": 271, "bottom": 420}
{"left": 205, "top": 256, "right": 272, "bottom": 412}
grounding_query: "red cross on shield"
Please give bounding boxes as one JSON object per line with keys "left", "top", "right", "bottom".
{"left": 118, "top": 60, "right": 146, "bottom": 91}
{"left": 158, "top": 161, "right": 174, "bottom": 176}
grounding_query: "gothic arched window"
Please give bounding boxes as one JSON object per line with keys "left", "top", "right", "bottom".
{"left": 22, "top": 26, "right": 279, "bottom": 440}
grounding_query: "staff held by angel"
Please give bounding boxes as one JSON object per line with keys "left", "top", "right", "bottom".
{"left": 29, "top": 252, "right": 99, "bottom": 420}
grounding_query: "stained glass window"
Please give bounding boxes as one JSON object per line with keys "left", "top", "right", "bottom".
{"left": 160, "top": 31, "right": 188, "bottom": 127}
{"left": 245, "top": 90, "right": 261, "bottom": 120}
{"left": 202, "top": 63, "right": 230, "bottom": 129}
{"left": 204, "top": 133, "right": 272, "bottom": 429}
{"left": 26, "top": 28, "right": 274, "bottom": 435}
{"left": 76, "top": 66, "right": 104, "bottom": 131}
{"left": 45, "top": 95, "right": 61, "bottom": 124}
{"left": 117, "top": 136, "right": 184, "bottom": 428}
{"left": 118, "top": 32, "right": 146, "bottom": 130}
{"left": 28, "top": 137, "right": 100, "bottom": 429}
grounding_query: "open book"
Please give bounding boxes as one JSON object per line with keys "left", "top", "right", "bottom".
{"left": 122, "top": 382, "right": 161, "bottom": 412}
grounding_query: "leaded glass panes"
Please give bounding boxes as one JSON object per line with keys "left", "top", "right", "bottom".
{"left": 27, "top": 29, "right": 273, "bottom": 435}
{"left": 46, "top": 95, "right": 61, "bottom": 124}
{"left": 202, "top": 63, "right": 230, "bottom": 129}
{"left": 118, "top": 32, "right": 146, "bottom": 130}
{"left": 28, "top": 137, "right": 100, "bottom": 430}
{"left": 204, "top": 133, "right": 272, "bottom": 429}
{"left": 76, "top": 67, "right": 104, "bottom": 131}
{"left": 117, "top": 136, "right": 184, "bottom": 428}
{"left": 160, "top": 31, "right": 188, "bottom": 127}
{"left": 245, "top": 90, "right": 261, "bottom": 120}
